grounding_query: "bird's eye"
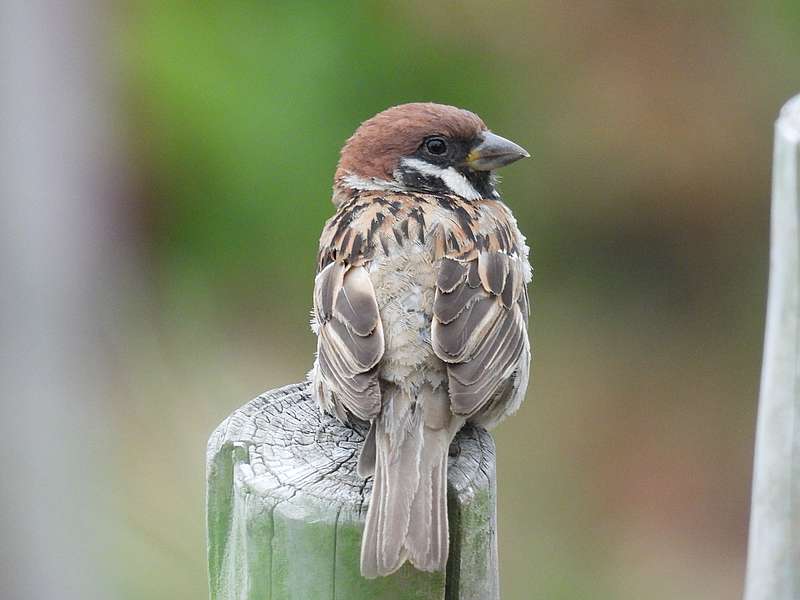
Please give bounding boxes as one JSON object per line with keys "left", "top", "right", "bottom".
{"left": 424, "top": 137, "right": 448, "bottom": 156}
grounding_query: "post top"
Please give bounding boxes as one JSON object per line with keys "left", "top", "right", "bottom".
{"left": 207, "top": 381, "right": 496, "bottom": 512}
{"left": 778, "top": 94, "right": 800, "bottom": 142}
{"left": 207, "top": 381, "right": 501, "bottom": 599}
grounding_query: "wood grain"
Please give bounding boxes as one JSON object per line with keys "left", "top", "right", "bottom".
{"left": 207, "top": 381, "right": 500, "bottom": 600}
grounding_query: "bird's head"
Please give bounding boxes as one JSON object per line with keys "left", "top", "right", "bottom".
{"left": 333, "top": 103, "right": 529, "bottom": 205}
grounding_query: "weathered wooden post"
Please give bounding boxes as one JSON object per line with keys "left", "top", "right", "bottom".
{"left": 744, "top": 94, "right": 800, "bottom": 600}
{"left": 207, "top": 382, "right": 500, "bottom": 600}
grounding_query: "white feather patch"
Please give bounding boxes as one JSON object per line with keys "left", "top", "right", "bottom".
{"left": 399, "top": 158, "right": 482, "bottom": 201}
{"left": 341, "top": 175, "right": 405, "bottom": 192}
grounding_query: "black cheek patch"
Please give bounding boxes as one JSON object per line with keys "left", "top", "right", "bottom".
{"left": 459, "top": 168, "right": 496, "bottom": 199}
{"left": 398, "top": 167, "right": 448, "bottom": 194}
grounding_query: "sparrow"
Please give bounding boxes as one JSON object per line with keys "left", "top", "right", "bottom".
{"left": 309, "top": 102, "right": 532, "bottom": 578}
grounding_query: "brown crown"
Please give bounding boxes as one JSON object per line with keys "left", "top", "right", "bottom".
{"left": 335, "top": 103, "right": 487, "bottom": 182}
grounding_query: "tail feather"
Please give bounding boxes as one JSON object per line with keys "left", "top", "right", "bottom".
{"left": 378, "top": 414, "right": 422, "bottom": 572}
{"left": 360, "top": 385, "right": 461, "bottom": 578}
{"left": 405, "top": 435, "right": 449, "bottom": 570}
{"left": 357, "top": 422, "right": 376, "bottom": 478}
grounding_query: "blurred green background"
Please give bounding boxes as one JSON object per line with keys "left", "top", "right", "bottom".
{"left": 109, "top": 2, "right": 800, "bottom": 599}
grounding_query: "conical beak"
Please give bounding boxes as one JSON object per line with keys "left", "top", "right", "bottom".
{"left": 464, "top": 131, "right": 530, "bottom": 171}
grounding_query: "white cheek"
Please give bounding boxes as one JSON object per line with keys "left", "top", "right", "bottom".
{"left": 340, "top": 174, "right": 403, "bottom": 192}
{"left": 399, "top": 158, "right": 482, "bottom": 200}
{"left": 439, "top": 167, "right": 483, "bottom": 200}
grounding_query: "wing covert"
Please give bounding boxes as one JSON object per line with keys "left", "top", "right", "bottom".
{"left": 312, "top": 261, "right": 384, "bottom": 422}
{"left": 432, "top": 251, "right": 530, "bottom": 427}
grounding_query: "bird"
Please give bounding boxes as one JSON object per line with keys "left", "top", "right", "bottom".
{"left": 309, "top": 102, "right": 532, "bottom": 578}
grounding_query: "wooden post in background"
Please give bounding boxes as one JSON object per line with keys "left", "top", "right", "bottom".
{"left": 744, "top": 94, "right": 800, "bottom": 600}
{"left": 0, "top": 3, "right": 119, "bottom": 599}
{"left": 207, "top": 382, "right": 501, "bottom": 600}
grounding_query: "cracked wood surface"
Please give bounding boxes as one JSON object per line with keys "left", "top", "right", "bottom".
{"left": 207, "top": 381, "right": 499, "bottom": 600}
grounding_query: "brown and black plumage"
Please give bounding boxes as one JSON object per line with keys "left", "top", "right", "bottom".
{"left": 309, "top": 103, "right": 531, "bottom": 577}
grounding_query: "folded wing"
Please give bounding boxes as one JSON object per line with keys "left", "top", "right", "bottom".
{"left": 311, "top": 261, "right": 385, "bottom": 423}
{"left": 432, "top": 252, "right": 530, "bottom": 427}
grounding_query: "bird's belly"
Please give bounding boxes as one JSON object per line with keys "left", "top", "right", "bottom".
{"left": 367, "top": 247, "right": 446, "bottom": 392}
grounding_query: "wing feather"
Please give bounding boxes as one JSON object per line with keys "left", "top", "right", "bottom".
{"left": 333, "top": 266, "right": 381, "bottom": 336}
{"left": 312, "top": 262, "right": 384, "bottom": 422}
{"left": 477, "top": 251, "right": 509, "bottom": 295}
{"left": 432, "top": 251, "right": 530, "bottom": 426}
{"left": 438, "top": 257, "right": 467, "bottom": 293}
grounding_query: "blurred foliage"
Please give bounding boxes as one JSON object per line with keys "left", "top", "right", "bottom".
{"left": 123, "top": 1, "right": 506, "bottom": 331}
{"left": 113, "top": 1, "right": 800, "bottom": 599}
